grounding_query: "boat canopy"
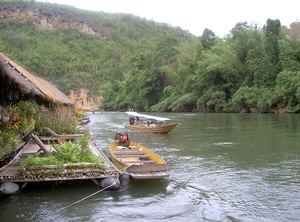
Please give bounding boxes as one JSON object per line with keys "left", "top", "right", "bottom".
{"left": 125, "top": 111, "right": 171, "bottom": 121}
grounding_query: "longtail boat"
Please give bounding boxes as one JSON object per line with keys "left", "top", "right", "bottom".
{"left": 124, "top": 111, "right": 179, "bottom": 134}
{"left": 109, "top": 132, "right": 169, "bottom": 179}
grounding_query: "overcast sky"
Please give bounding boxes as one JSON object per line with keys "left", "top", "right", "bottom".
{"left": 41, "top": 0, "right": 300, "bottom": 37}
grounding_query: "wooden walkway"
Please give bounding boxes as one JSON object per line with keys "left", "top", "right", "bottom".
{"left": 0, "top": 139, "right": 121, "bottom": 183}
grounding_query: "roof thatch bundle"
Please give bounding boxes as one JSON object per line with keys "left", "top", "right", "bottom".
{"left": 0, "top": 52, "right": 73, "bottom": 105}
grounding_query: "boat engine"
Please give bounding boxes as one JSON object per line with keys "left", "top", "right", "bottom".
{"left": 115, "top": 131, "right": 129, "bottom": 143}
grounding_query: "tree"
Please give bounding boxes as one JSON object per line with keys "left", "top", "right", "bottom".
{"left": 200, "top": 28, "right": 215, "bottom": 50}
{"left": 194, "top": 41, "right": 243, "bottom": 112}
{"left": 256, "top": 19, "right": 282, "bottom": 88}
{"left": 153, "top": 35, "right": 179, "bottom": 67}
{"left": 278, "top": 39, "right": 300, "bottom": 71}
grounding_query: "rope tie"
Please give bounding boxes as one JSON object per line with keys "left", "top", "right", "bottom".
{"left": 35, "top": 181, "right": 117, "bottom": 222}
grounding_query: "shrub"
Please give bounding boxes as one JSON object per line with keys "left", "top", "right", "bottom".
{"left": 34, "top": 105, "right": 78, "bottom": 135}
{"left": 21, "top": 136, "right": 106, "bottom": 169}
{"left": 0, "top": 105, "right": 23, "bottom": 160}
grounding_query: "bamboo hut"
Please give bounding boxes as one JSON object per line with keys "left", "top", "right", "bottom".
{"left": 0, "top": 52, "right": 73, "bottom": 107}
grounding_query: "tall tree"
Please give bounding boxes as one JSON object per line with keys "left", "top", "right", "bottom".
{"left": 255, "top": 19, "right": 282, "bottom": 88}
{"left": 194, "top": 41, "right": 242, "bottom": 112}
{"left": 200, "top": 28, "right": 215, "bottom": 50}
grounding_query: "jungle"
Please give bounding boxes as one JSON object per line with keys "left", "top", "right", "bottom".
{"left": 1, "top": 0, "right": 300, "bottom": 113}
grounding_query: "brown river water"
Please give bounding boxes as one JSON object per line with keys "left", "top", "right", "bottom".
{"left": 1, "top": 112, "right": 300, "bottom": 222}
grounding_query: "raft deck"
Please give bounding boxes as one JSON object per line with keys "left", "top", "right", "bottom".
{"left": 0, "top": 139, "right": 120, "bottom": 183}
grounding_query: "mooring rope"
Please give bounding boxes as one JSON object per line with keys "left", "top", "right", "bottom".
{"left": 35, "top": 182, "right": 116, "bottom": 222}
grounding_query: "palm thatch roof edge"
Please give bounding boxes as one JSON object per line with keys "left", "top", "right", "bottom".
{"left": 0, "top": 52, "right": 73, "bottom": 105}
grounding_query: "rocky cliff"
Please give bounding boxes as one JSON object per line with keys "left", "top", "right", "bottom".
{"left": 69, "top": 89, "right": 102, "bottom": 111}
{"left": 0, "top": 5, "right": 103, "bottom": 37}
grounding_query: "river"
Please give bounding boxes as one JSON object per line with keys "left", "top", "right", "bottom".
{"left": 1, "top": 112, "right": 300, "bottom": 222}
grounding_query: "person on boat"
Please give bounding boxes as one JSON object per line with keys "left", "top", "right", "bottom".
{"left": 134, "top": 117, "right": 140, "bottom": 125}
{"left": 160, "top": 121, "right": 165, "bottom": 126}
{"left": 115, "top": 131, "right": 130, "bottom": 144}
{"left": 149, "top": 120, "right": 157, "bottom": 127}
{"left": 129, "top": 117, "right": 135, "bottom": 125}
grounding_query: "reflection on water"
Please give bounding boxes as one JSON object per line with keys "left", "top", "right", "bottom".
{"left": 1, "top": 112, "right": 300, "bottom": 221}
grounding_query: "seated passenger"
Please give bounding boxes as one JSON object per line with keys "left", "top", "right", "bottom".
{"left": 134, "top": 117, "right": 140, "bottom": 125}
{"left": 149, "top": 120, "right": 157, "bottom": 127}
{"left": 153, "top": 120, "right": 157, "bottom": 127}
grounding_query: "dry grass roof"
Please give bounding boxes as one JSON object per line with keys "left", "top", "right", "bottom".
{"left": 0, "top": 52, "right": 73, "bottom": 105}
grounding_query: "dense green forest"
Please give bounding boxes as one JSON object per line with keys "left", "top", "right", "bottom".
{"left": 1, "top": 0, "right": 300, "bottom": 113}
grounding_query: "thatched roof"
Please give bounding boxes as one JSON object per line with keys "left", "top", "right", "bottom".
{"left": 0, "top": 52, "right": 73, "bottom": 105}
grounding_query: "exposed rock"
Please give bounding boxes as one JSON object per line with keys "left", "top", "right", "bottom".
{"left": 274, "top": 109, "right": 293, "bottom": 114}
{"left": 0, "top": 6, "right": 104, "bottom": 37}
{"left": 69, "top": 88, "right": 102, "bottom": 111}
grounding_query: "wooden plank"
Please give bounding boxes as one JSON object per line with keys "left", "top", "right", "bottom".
{"left": 31, "top": 134, "right": 50, "bottom": 154}
{"left": 113, "top": 151, "right": 143, "bottom": 155}
{"left": 114, "top": 154, "right": 149, "bottom": 158}
{"left": 123, "top": 160, "right": 156, "bottom": 164}
{"left": 44, "top": 127, "right": 84, "bottom": 139}
{"left": 129, "top": 171, "right": 170, "bottom": 179}
{"left": 113, "top": 148, "right": 140, "bottom": 152}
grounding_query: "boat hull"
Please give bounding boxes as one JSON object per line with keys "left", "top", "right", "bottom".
{"left": 124, "top": 122, "right": 179, "bottom": 134}
{"left": 109, "top": 141, "right": 169, "bottom": 179}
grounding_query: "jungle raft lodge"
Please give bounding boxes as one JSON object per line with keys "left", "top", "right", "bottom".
{"left": 0, "top": 52, "right": 120, "bottom": 192}
{"left": 0, "top": 51, "right": 73, "bottom": 107}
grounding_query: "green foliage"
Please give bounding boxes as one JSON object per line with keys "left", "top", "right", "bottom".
{"left": 0, "top": 102, "right": 36, "bottom": 160}
{"left": 74, "top": 108, "right": 85, "bottom": 118}
{"left": 19, "top": 136, "right": 106, "bottom": 177}
{"left": 1, "top": 2, "right": 300, "bottom": 113}
{"left": 256, "top": 19, "right": 282, "bottom": 88}
{"left": 0, "top": 101, "right": 81, "bottom": 160}
{"left": 278, "top": 39, "right": 300, "bottom": 71}
{"left": 23, "top": 153, "right": 60, "bottom": 166}
{"left": 194, "top": 42, "right": 243, "bottom": 112}
{"left": 34, "top": 106, "right": 77, "bottom": 135}
{"left": 0, "top": 120, "right": 22, "bottom": 161}
{"left": 21, "top": 136, "right": 105, "bottom": 167}
{"left": 231, "top": 87, "right": 274, "bottom": 113}
{"left": 231, "top": 86, "right": 263, "bottom": 112}
{"left": 200, "top": 28, "right": 215, "bottom": 50}
{"left": 273, "top": 71, "right": 300, "bottom": 110}
{"left": 13, "top": 101, "right": 38, "bottom": 133}
{"left": 169, "top": 92, "right": 197, "bottom": 112}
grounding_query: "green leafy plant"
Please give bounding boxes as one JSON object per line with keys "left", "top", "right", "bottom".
{"left": 0, "top": 105, "right": 23, "bottom": 160}
{"left": 13, "top": 101, "right": 38, "bottom": 133}
{"left": 20, "top": 136, "right": 106, "bottom": 170}
{"left": 74, "top": 108, "right": 85, "bottom": 118}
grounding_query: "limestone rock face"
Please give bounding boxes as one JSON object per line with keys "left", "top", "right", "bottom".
{"left": 69, "top": 88, "right": 102, "bottom": 111}
{"left": 0, "top": 6, "right": 105, "bottom": 38}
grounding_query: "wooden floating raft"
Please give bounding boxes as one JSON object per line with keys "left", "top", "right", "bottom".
{"left": 0, "top": 136, "right": 121, "bottom": 183}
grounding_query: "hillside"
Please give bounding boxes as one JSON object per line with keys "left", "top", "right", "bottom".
{"left": 1, "top": 1, "right": 300, "bottom": 113}
{"left": 0, "top": 1, "right": 199, "bottom": 109}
